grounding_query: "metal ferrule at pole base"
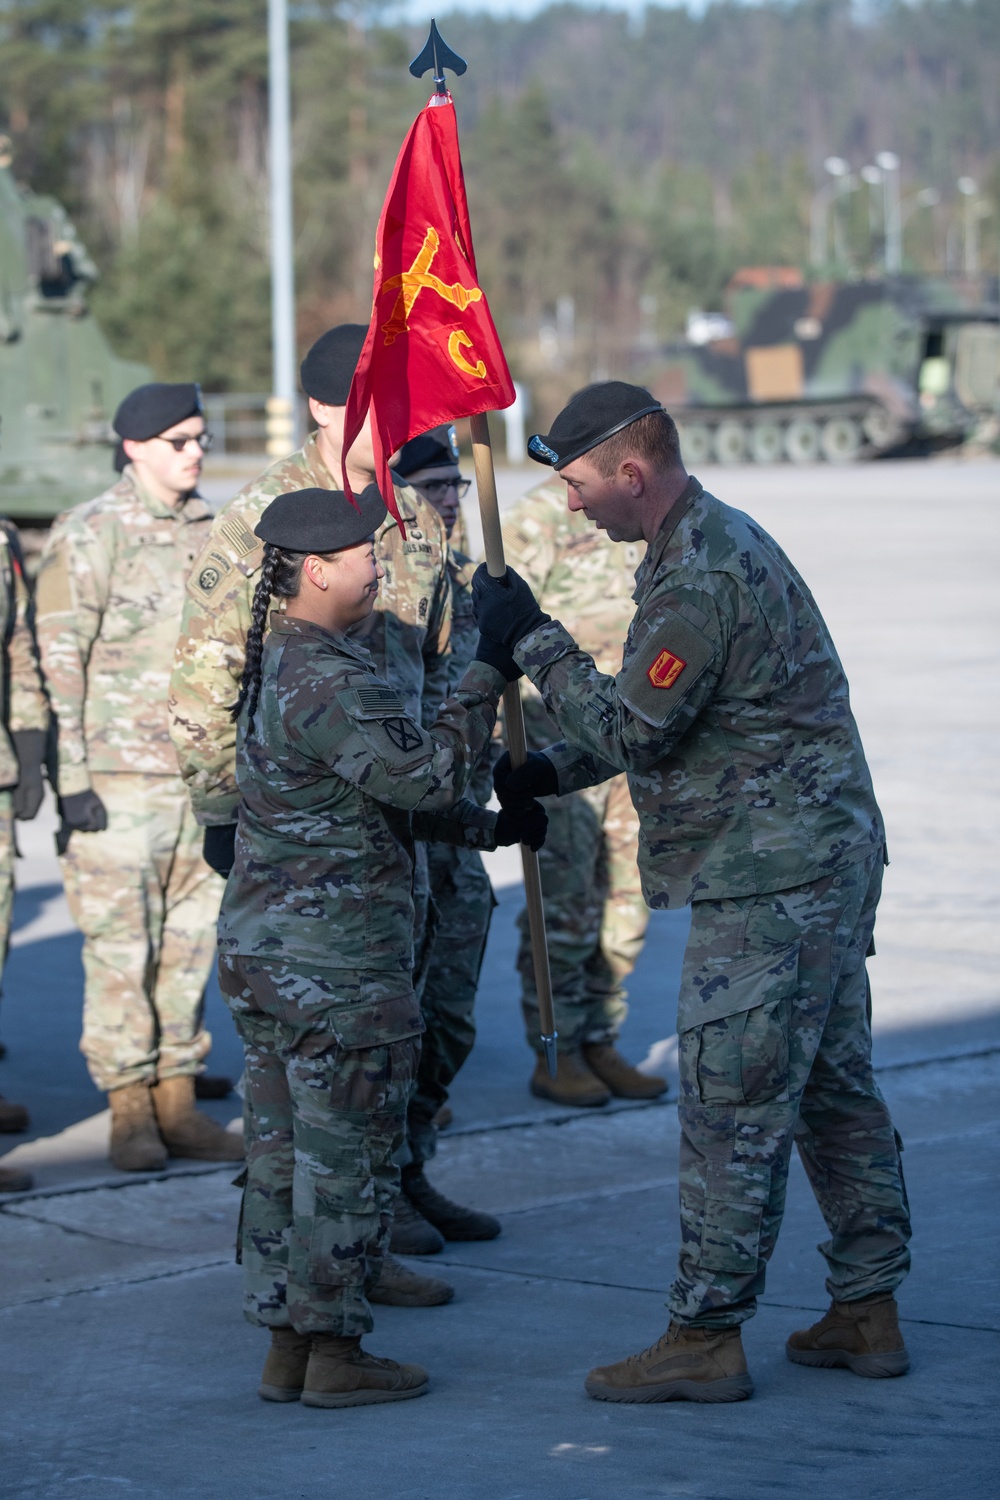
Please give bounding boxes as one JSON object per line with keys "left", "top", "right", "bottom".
{"left": 541, "top": 1032, "right": 559, "bottom": 1079}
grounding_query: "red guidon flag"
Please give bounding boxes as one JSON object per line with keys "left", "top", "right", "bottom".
{"left": 341, "top": 94, "right": 515, "bottom": 523}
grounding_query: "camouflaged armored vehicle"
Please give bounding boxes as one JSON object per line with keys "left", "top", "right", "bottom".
{"left": 0, "top": 144, "right": 150, "bottom": 523}
{"left": 645, "top": 269, "right": 1000, "bottom": 464}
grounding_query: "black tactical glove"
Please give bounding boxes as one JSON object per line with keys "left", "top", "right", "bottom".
{"left": 203, "top": 823, "right": 238, "bottom": 878}
{"left": 494, "top": 799, "right": 548, "bottom": 852}
{"left": 56, "top": 788, "right": 108, "bottom": 854}
{"left": 471, "top": 564, "right": 550, "bottom": 650}
{"left": 494, "top": 749, "right": 559, "bottom": 806}
{"left": 11, "top": 729, "right": 47, "bottom": 822}
{"left": 473, "top": 634, "right": 523, "bottom": 682}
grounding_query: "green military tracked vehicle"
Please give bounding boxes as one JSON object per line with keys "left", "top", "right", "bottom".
{"left": 644, "top": 270, "right": 1000, "bottom": 464}
{"left": 0, "top": 146, "right": 151, "bottom": 523}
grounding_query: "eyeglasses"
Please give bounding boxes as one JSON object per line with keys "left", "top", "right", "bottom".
{"left": 415, "top": 476, "right": 471, "bottom": 499}
{"left": 154, "top": 432, "right": 214, "bottom": 453}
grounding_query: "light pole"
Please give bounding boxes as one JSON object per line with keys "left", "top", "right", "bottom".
{"left": 267, "top": 0, "right": 297, "bottom": 459}
{"left": 957, "top": 176, "right": 981, "bottom": 279}
{"left": 876, "top": 151, "right": 901, "bottom": 273}
{"left": 810, "top": 156, "right": 852, "bottom": 268}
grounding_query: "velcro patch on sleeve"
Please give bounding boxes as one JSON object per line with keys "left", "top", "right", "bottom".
{"left": 194, "top": 550, "right": 233, "bottom": 596}
{"left": 618, "top": 607, "right": 718, "bottom": 728}
{"left": 218, "top": 515, "right": 260, "bottom": 559}
{"left": 353, "top": 686, "right": 406, "bottom": 718}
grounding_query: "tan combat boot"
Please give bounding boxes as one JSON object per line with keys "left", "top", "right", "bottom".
{"left": 0, "top": 1093, "right": 29, "bottom": 1132}
{"left": 109, "top": 1082, "right": 168, "bottom": 1172}
{"left": 786, "top": 1292, "right": 909, "bottom": 1378}
{"left": 583, "top": 1043, "right": 668, "bottom": 1100}
{"left": 369, "top": 1253, "right": 454, "bottom": 1307}
{"left": 151, "top": 1075, "right": 245, "bottom": 1161}
{"left": 258, "top": 1327, "right": 312, "bottom": 1402}
{"left": 529, "top": 1052, "right": 611, "bottom": 1108}
{"left": 0, "top": 1162, "right": 33, "bottom": 1192}
{"left": 585, "top": 1322, "right": 754, "bottom": 1403}
{"left": 301, "top": 1334, "right": 429, "bottom": 1408}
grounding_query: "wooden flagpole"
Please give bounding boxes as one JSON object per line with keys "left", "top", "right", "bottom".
{"left": 470, "top": 413, "right": 558, "bottom": 1077}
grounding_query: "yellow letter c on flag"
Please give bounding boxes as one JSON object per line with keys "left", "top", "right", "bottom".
{"left": 448, "top": 329, "right": 487, "bottom": 380}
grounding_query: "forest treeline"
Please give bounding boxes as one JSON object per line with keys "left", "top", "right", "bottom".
{"left": 0, "top": 0, "right": 996, "bottom": 392}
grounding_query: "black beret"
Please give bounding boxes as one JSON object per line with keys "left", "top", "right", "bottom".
{"left": 254, "top": 485, "right": 387, "bottom": 553}
{"left": 392, "top": 426, "right": 460, "bottom": 479}
{"left": 113, "top": 382, "right": 203, "bottom": 441}
{"left": 527, "top": 381, "right": 664, "bottom": 469}
{"left": 300, "top": 325, "right": 368, "bottom": 405}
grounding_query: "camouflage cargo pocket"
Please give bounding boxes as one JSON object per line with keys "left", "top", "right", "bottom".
{"left": 308, "top": 1185, "right": 382, "bottom": 1289}
{"left": 327, "top": 988, "right": 421, "bottom": 1114}
{"left": 699, "top": 1159, "right": 771, "bottom": 1273}
{"left": 678, "top": 942, "right": 799, "bottom": 1106}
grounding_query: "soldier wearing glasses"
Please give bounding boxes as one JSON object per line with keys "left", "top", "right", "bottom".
{"left": 34, "top": 384, "right": 243, "bottom": 1173}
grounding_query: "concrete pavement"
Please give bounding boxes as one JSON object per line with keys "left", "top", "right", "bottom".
{"left": 1, "top": 457, "right": 998, "bottom": 1497}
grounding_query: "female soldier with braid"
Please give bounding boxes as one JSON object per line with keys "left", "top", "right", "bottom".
{"left": 217, "top": 485, "right": 544, "bottom": 1409}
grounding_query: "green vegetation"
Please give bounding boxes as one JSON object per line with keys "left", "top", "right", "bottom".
{"left": 1, "top": 0, "right": 996, "bottom": 394}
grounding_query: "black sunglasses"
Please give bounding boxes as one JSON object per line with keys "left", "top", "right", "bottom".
{"left": 415, "top": 476, "right": 471, "bottom": 499}
{"left": 154, "top": 432, "right": 214, "bottom": 453}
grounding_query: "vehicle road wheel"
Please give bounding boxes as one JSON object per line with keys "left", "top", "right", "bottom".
{"left": 861, "top": 404, "right": 897, "bottom": 450}
{"left": 712, "top": 420, "right": 747, "bottom": 464}
{"left": 820, "top": 416, "right": 862, "bottom": 463}
{"left": 784, "top": 417, "right": 821, "bottom": 464}
{"left": 680, "top": 424, "right": 712, "bottom": 465}
{"left": 748, "top": 421, "right": 783, "bottom": 463}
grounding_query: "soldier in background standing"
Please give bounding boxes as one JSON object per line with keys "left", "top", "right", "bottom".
{"left": 388, "top": 432, "right": 499, "bottom": 1247}
{"left": 169, "top": 328, "right": 495, "bottom": 1303}
{"left": 34, "top": 383, "right": 243, "bottom": 1173}
{"left": 0, "top": 516, "right": 49, "bottom": 1193}
{"left": 501, "top": 479, "right": 666, "bottom": 1108}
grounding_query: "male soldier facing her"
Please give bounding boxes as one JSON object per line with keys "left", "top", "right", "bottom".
{"left": 34, "top": 383, "right": 243, "bottom": 1173}
{"left": 474, "top": 382, "right": 912, "bottom": 1401}
{"left": 169, "top": 327, "right": 497, "bottom": 1304}
{"left": 501, "top": 477, "right": 665, "bottom": 1108}
{"left": 0, "top": 515, "right": 50, "bottom": 1193}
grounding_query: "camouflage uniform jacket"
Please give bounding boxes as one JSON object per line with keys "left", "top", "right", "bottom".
{"left": 441, "top": 543, "right": 494, "bottom": 806}
{"left": 34, "top": 471, "right": 213, "bottom": 795}
{"left": 218, "top": 614, "right": 502, "bottom": 973}
{"left": 515, "top": 477, "right": 884, "bottom": 908}
{"left": 0, "top": 520, "right": 49, "bottom": 790}
{"left": 169, "top": 433, "right": 452, "bottom": 825}
{"left": 502, "top": 478, "right": 645, "bottom": 744}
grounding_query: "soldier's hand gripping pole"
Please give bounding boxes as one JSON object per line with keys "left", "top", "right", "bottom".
{"left": 470, "top": 412, "right": 558, "bottom": 1078}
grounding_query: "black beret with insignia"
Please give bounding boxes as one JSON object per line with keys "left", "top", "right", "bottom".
{"left": 299, "top": 325, "right": 368, "bottom": 405}
{"left": 254, "top": 485, "right": 387, "bottom": 553}
{"left": 392, "top": 426, "right": 460, "bottom": 479}
{"left": 113, "top": 382, "right": 204, "bottom": 472}
{"left": 527, "top": 381, "right": 664, "bottom": 469}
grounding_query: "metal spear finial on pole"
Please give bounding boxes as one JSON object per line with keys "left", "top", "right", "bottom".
{"left": 410, "top": 22, "right": 559, "bottom": 1078}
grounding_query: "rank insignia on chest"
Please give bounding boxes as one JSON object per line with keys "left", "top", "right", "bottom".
{"left": 647, "top": 648, "right": 687, "bottom": 690}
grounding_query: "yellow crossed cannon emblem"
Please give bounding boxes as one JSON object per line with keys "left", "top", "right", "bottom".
{"left": 381, "top": 227, "right": 488, "bottom": 379}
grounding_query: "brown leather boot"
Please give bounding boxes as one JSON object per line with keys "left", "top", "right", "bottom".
{"left": 583, "top": 1043, "right": 668, "bottom": 1100}
{"left": 786, "top": 1293, "right": 909, "bottom": 1377}
{"left": 529, "top": 1052, "right": 610, "bottom": 1108}
{"left": 258, "top": 1327, "right": 312, "bottom": 1402}
{"left": 585, "top": 1322, "right": 754, "bottom": 1403}
{"left": 369, "top": 1253, "right": 454, "bottom": 1307}
{"left": 301, "top": 1334, "right": 429, "bottom": 1408}
{"left": 389, "top": 1194, "right": 445, "bottom": 1255}
{"left": 0, "top": 1094, "right": 29, "bottom": 1132}
{"left": 0, "top": 1162, "right": 33, "bottom": 1192}
{"left": 109, "top": 1082, "right": 168, "bottom": 1172}
{"left": 150, "top": 1075, "right": 244, "bottom": 1162}
{"left": 433, "top": 1103, "right": 453, "bottom": 1129}
{"left": 402, "top": 1166, "right": 501, "bottom": 1242}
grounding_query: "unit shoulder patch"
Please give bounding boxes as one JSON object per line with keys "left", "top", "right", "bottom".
{"left": 194, "top": 549, "right": 234, "bottom": 597}
{"left": 617, "top": 606, "right": 718, "bottom": 728}
{"left": 647, "top": 649, "right": 687, "bottom": 690}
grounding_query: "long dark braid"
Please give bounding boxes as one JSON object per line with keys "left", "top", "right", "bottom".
{"left": 229, "top": 544, "right": 309, "bottom": 729}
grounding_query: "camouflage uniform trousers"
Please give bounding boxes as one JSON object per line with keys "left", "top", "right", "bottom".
{"left": 218, "top": 955, "right": 421, "bottom": 1336}
{"left": 668, "top": 846, "right": 911, "bottom": 1328}
{"left": 407, "top": 840, "right": 495, "bottom": 1165}
{"left": 59, "top": 773, "right": 223, "bottom": 1093}
{"left": 518, "top": 772, "right": 650, "bottom": 1053}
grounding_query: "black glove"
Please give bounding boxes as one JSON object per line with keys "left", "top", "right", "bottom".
{"left": 60, "top": 789, "right": 108, "bottom": 833}
{"left": 471, "top": 564, "right": 550, "bottom": 649}
{"left": 203, "top": 823, "right": 238, "bottom": 878}
{"left": 11, "top": 729, "right": 47, "bottom": 822}
{"left": 473, "top": 634, "right": 523, "bottom": 682}
{"left": 494, "top": 799, "right": 548, "bottom": 852}
{"left": 494, "top": 749, "right": 559, "bottom": 806}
